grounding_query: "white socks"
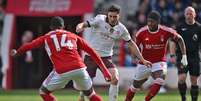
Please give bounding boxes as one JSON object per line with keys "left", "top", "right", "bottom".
{"left": 79, "top": 91, "right": 85, "bottom": 101}
{"left": 109, "top": 84, "right": 119, "bottom": 101}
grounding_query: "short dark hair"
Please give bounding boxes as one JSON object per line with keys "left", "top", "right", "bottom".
{"left": 107, "top": 4, "right": 120, "bottom": 14}
{"left": 148, "top": 11, "right": 161, "bottom": 23}
{"left": 50, "top": 16, "right": 64, "bottom": 30}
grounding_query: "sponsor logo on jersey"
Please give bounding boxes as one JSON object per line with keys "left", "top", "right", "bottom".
{"left": 110, "top": 28, "right": 114, "bottom": 33}
{"left": 145, "top": 44, "right": 152, "bottom": 49}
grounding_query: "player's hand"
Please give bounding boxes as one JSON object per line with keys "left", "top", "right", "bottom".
{"left": 181, "top": 55, "right": 188, "bottom": 67}
{"left": 103, "top": 70, "right": 112, "bottom": 82}
{"left": 11, "top": 49, "right": 17, "bottom": 57}
{"left": 141, "top": 59, "right": 152, "bottom": 68}
{"left": 76, "top": 24, "right": 84, "bottom": 33}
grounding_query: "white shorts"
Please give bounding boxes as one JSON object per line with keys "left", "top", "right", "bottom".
{"left": 133, "top": 62, "right": 167, "bottom": 80}
{"left": 42, "top": 68, "right": 92, "bottom": 91}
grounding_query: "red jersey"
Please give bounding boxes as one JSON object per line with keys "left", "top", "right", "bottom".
{"left": 16, "top": 29, "right": 108, "bottom": 74}
{"left": 135, "top": 25, "right": 180, "bottom": 63}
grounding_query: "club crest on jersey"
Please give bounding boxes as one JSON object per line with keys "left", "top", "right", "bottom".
{"left": 181, "top": 28, "right": 187, "bottom": 31}
{"left": 110, "top": 28, "right": 114, "bottom": 33}
{"left": 192, "top": 34, "right": 198, "bottom": 41}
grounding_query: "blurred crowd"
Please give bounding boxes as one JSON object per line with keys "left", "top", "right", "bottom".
{"left": 126, "top": 0, "right": 201, "bottom": 30}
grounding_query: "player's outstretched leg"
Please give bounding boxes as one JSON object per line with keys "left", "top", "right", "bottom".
{"left": 83, "top": 88, "right": 103, "bottom": 101}
{"left": 39, "top": 86, "right": 57, "bottom": 101}
{"left": 125, "top": 79, "right": 146, "bottom": 101}
{"left": 109, "top": 68, "right": 119, "bottom": 101}
{"left": 145, "top": 78, "right": 164, "bottom": 101}
{"left": 125, "top": 85, "right": 138, "bottom": 101}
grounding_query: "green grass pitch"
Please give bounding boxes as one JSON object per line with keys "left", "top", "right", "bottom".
{"left": 0, "top": 88, "right": 200, "bottom": 101}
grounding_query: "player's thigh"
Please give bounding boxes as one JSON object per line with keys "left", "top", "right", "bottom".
{"left": 133, "top": 64, "right": 151, "bottom": 80}
{"left": 151, "top": 70, "right": 165, "bottom": 79}
{"left": 102, "top": 57, "right": 117, "bottom": 79}
{"left": 73, "top": 69, "right": 92, "bottom": 91}
{"left": 42, "top": 70, "right": 70, "bottom": 91}
{"left": 151, "top": 62, "right": 167, "bottom": 76}
{"left": 84, "top": 55, "right": 99, "bottom": 78}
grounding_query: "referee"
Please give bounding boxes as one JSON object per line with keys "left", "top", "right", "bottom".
{"left": 172, "top": 6, "right": 201, "bottom": 101}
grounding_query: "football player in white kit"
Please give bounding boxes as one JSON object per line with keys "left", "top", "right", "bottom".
{"left": 76, "top": 4, "right": 152, "bottom": 101}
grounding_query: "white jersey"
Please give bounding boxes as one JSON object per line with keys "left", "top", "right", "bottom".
{"left": 87, "top": 14, "right": 131, "bottom": 57}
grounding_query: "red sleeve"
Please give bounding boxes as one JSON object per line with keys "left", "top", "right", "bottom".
{"left": 164, "top": 26, "right": 180, "bottom": 41}
{"left": 17, "top": 35, "right": 45, "bottom": 55}
{"left": 76, "top": 35, "right": 109, "bottom": 73}
{"left": 135, "top": 31, "right": 142, "bottom": 47}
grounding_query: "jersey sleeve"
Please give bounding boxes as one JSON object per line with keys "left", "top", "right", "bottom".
{"left": 17, "top": 35, "right": 45, "bottom": 55}
{"left": 87, "top": 14, "right": 104, "bottom": 27}
{"left": 120, "top": 25, "right": 131, "bottom": 41}
{"left": 167, "top": 27, "right": 180, "bottom": 41}
{"left": 77, "top": 35, "right": 100, "bottom": 58}
{"left": 135, "top": 29, "right": 143, "bottom": 46}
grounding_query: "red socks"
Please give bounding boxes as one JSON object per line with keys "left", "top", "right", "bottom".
{"left": 40, "top": 93, "right": 57, "bottom": 101}
{"left": 145, "top": 83, "right": 161, "bottom": 101}
{"left": 89, "top": 94, "right": 103, "bottom": 101}
{"left": 125, "top": 88, "right": 136, "bottom": 101}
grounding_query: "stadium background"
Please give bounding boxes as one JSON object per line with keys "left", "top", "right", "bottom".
{"left": 0, "top": 0, "right": 200, "bottom": 100}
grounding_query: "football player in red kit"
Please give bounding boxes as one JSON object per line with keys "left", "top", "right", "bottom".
{"left": 11, "top": 16, "right": 112, "bottom": 101}
{"left": 124, "top": 11, "right": 188, "bottom": 101}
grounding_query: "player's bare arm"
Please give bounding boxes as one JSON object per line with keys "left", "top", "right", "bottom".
{"left": 127, "top": 39, "right": 152, "bottom": 67}
{"left": 11, "top": 36, "right": 45, "bottom": 57}
{"left": 176, "top": 35, "right": 188, "bottom": 66}
{"left": 168, "top": 40, "right": 177, "bottom": 64}
{"left": 76, "top": 22, "right": 89, "bottom": 33}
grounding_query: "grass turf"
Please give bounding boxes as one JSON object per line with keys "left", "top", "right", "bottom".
{"left": 0, "top": 88, "right": 200, "bottom": 101}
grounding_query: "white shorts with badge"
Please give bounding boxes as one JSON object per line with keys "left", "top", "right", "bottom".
{"left": 42, "top": 68, "right": 92, "bottom": 91}
{"left": 133, "top": 62, "right": 167, "bottom": 80}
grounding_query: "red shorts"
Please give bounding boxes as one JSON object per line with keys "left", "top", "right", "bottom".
{"left": 84, "top": 55, "right": 115, "bottom": 78}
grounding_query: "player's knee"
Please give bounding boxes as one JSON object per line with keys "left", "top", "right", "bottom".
{"left": 39, "top": 85, "right": 51, "bottom": 95}
{"left": 111, "top": 77, "right": 119, "bottom": 85}
{"left": 191, "top": 79, "right": 198, "bottom": 85}
{"left": 133, "top": 81, "right": 142, "bottom": 88}
{"left": 190, "top": 76, "right": 198, "bottom": 85}
{"left": 178, "top": 74, "right": 186, "bottom": 81}
{"left": 110, "top": 68, "right": 119, "bottom": 85}
{"left": 153, "top": 78, "right": 165, "bottom": 85}
{"left": 178, "top": 80, "right": 186, "bottom": 84}
{"left": 82, "top": 87, "right": 93, "bottom": 96}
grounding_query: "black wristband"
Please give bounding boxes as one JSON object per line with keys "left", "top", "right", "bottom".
{"left": 170, "top": 54, "right": 176, "bottom": 58}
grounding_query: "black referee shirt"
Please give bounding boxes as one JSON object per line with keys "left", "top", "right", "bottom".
{"left": 176, "top": 21, "right": 201, "bottom": 61}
